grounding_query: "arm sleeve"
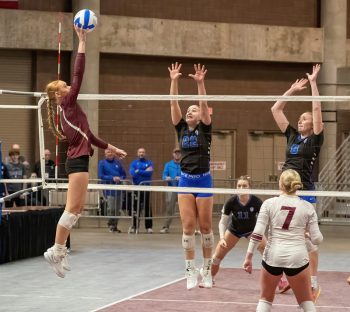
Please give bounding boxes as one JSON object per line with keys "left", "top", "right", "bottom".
{"left": 138, "top": 161, "right": 154, "bottom": 177}
{"left": 308, "top": 209, "right": 323, "bottom": 245}
{"left": 88, "top": 131, "right": 108, "bottom": 149}
{"left": 119, "top": 163, "right": 127, "bottom": 180}
{"left": 129, "top": 161, "right": 136, "bottom": 177}
{"left": 162, "top": 163, "right": 169, "bottom": 180}
{"left": 218, "top": 214, "right": 229, "bottom": 239}
{"left": 138, "top": 169, "right": 153, "bottom": 178}
{"left": 247, "top": 202, "right": 269, "bottom": 254}
{"left": 64, "top": 53, "right": 85, "bottom": 107}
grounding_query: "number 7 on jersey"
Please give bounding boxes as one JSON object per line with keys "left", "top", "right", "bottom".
{"left": 281, "top": 206, "right": 296, "bottom": 230}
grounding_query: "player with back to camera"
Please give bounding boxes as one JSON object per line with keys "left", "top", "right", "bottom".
{"left": 43, "top": 25, "right": 126, "bottom": 278}
{"left": 243, "top": 169, "right": 323, "bottom": 312}
{"left": 271, "top": 64, "right": 323, "bottom": 300}
{"left": 168, "top": 62, "right": 214, "bottom": 290}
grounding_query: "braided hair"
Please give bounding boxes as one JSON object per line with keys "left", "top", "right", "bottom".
{"left": 45, "top": 80, "right": 66, "bottom": 140}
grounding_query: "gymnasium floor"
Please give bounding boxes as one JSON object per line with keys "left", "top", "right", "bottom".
{"left": 0, "top": 219, "right": 349, "bottom": 312}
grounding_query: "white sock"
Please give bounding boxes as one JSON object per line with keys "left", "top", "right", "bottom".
{"left": 185, "top": 259, "right": 195, "bottom": 271}
{"left": 311, "top": 276, "right": 318, "bottom": 289}
{"left": 53, "top": 243, "right": 66, "bottom": 257}
{"left": 300, "top": 300, "right": 316, "bottom": 312}
{"left": 256, "top": 299, "right": 272, "bottom": 312}
{"left": 203, "top": 258, "right": 212, "bottom": 272}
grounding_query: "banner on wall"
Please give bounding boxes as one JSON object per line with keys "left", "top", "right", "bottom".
{"left": 210, "top": 161, "right": 226, "bottom": 171}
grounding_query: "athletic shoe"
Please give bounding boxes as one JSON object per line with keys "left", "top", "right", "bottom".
{"left": 198, "top": 267, "right": 213, "bottom": 288}
{"left": 44, "top": 248, "right": 65, "bottom": 278}
{"left": 62, "top": 254, "right": 71, "bottom": 271}
{"left": 185, "top": 267, "right": 199, "bottom": 290}
{"left": 109, "top": 226, "right": 121, "bottom": 233}
{"left": 312, "top": 285, "right": 321, "bottom": 303}
{"left": 146, "top": 228, "right": 153, "bottom": 234}
{"left": 278, "top": 279, "right": 291, "bottom": 294}
{"left": 160, "top": 227, "right": 169, "bottom": 234}
{"left": 109, "top": 226, "right": 116, "bottom": 233}
{"left": 128, "top": 227, "right": 135, "bottom": 234}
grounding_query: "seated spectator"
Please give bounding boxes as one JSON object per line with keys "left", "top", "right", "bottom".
{"left": 5, "top": 149, "right": 27, "bottom": 207}
{"left": 34, "top": 149, "right": 55, "bottom": 179}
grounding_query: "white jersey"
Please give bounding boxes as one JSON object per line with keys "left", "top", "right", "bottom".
{"left": 248, "top": 194, "right": 323, "bottom": 268}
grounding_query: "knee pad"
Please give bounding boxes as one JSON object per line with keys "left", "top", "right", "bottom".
{"left": 212, "top": 255, "right": 221, "bottom": 266}
{"left": 58, "top": 211, "right": 79, "bottom": 230}
{"left": 182, "top": 234, "right": 195, "bottom": 251}
{"left": 306, "top": 239, "right": 318, "bottom": 253}
{"left": 299, "top": 301, "right": 316, "bottom": 312}
{"left": 256, "top": 299, "right": 272, "bottom": 312}
{"left": 201, "top": 232, "right": 214, "bottom": 249}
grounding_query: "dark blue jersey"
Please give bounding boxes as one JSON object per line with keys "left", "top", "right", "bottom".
{"left": 223, "top": 195, "right": 262, "bottom": 234}
{"left": 175, "top": 119, "right": 211, "bottom": 174}
{"left": 282, "top": 125, "right": 323, "bottom": 190}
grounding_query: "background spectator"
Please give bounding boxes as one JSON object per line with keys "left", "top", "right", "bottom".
{"left": 5, "top": 149, "right": 26, "bottom": 207}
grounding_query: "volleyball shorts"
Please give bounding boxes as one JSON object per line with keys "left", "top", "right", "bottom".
{"left": 178, "top": 171, "right": 213, "bottom": 197}
{"left": 65, "top": 155, "right": 89, "bottom": 175}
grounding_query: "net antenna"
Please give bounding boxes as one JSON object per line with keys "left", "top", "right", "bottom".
{"left": 55, "top": 17, "right": 63, "bottom": 179}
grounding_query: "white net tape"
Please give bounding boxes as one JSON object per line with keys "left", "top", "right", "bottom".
{"left": 1, "top": 89, "right": 350, "bottom": 102}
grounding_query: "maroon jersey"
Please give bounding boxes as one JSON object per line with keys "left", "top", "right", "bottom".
{"left": 59, "top": 53, "right": 108, "bottom": 159}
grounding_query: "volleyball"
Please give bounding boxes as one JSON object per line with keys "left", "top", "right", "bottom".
{"left": 74, "top": 9, "right": 98, "bottom": 32}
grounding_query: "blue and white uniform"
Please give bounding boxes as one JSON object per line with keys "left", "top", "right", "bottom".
{"left": 175, "top": 119, "right": 212, "bottom": 197}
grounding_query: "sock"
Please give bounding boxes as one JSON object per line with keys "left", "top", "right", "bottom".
{"left": 311, "top": 276, "right": 318, "bottom": 289}
{"left": 256, "top": 299, "right": 272, "bottom": 312}
{"left": 185, "top": 259, "right": 195, "bottom": 271}
{"left": 300, "top": 300, "right": 316, "bottom": 312}
{"left": 203, "top": 258, "right": 212, "bottom": 272}
{"left": 53, "top": 243, "right": 66, "bottom": 258}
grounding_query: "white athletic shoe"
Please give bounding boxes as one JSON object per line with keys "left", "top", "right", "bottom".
{"left": 61, "top": 253, "right": 71, "bottom": 271}
{"left": 44, "top": 248, "right": 65, "bottom": 278}
{"left": 185, "top": 267, "right": 199, "bottom": 290}
{"left": 199, "top": 267, "right": 213, "bottom": 288}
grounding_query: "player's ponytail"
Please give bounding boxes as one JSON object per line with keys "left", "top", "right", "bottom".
{"left": 45, "top": 81, "right": 66, "bottom": 141}
{"left": 280, "top": 169, "right": 302, "bottom": 194}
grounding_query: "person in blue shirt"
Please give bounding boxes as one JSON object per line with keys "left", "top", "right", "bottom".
{"left": 129, "top": 147, "right": 154, "bottom": 233}
{"left": 160, "top": 148, "right": 181, "bottom": 233}
{"left": 98, "top": 149, "right": 127, "bottom": 233}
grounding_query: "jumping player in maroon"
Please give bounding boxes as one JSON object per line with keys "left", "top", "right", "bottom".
{"left": 44, "top": 26, "right": 126, "bottom": 278}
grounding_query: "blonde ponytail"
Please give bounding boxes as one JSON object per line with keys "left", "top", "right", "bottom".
{"left": 280, "top": 169, "right": 302, "bottom": 194}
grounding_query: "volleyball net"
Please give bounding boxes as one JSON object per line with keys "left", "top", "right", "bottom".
{"left": 1, "top": 90, "right": 350, "bottom": 225}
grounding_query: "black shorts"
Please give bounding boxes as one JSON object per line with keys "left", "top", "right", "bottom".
{"left": 261, "top": 260, "right": 309, "bottom": 277}
{"left": 65, "top": 155, "right": 89, "bottom": 175}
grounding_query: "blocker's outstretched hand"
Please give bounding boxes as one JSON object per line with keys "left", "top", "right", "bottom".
{"left": 168, "top": 62, "right": 182, "bottom": 80}
{"left": 189, "top": 63, "right": 207, "bottom": 82}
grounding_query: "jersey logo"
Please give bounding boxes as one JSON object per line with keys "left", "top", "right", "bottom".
{"left": 290, "top": 144, "right": 299, "bottom": 155}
